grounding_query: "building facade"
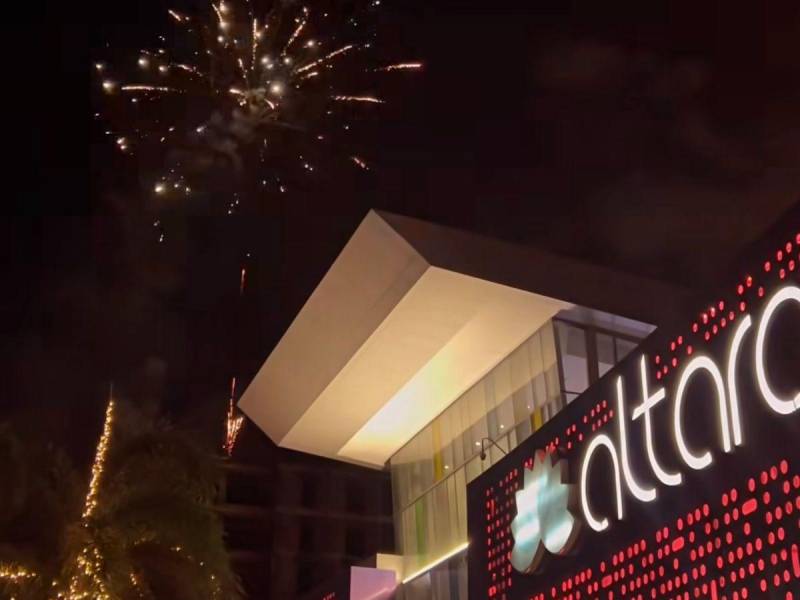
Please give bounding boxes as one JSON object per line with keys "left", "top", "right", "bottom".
{"left": 217, "top": 436, "right": 395, "bottom": 598}
{"left": 240, "top": 209, "right": 799, "bottom": 599}
{"left": 390, "top": 311, "right": 653, "bottom": 599}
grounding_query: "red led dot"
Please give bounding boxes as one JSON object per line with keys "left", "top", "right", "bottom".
{"left": 777, "top": 249, "right": 784, "bottom": 261}
{"left": 739, "top": 301, "right": 746, "bottom": 312}
{"left": 705, "top": 331, "right": 711, "bottom": 341}
{"left": 780, "top": 268, "right": 786, "bottom": 279}
{"left": 655, "top": 355, "right": 661, "bottom": 365}
{"left": 765, "top": 261, "right": 772, "bottom": 272}
{"left": 758, "top": 286, "right": 765, "bottom": 297}
{"left": 687, "top": 345, "right": 693, "bottom": 355}
{"left": 692, "top": 322, "right": 699, "bottom": 333}
{"left": 790, "top": 259, "right": 796, "bottom": 271}
{"left": 737, "top": 284, "right": 745, "bottom": 295}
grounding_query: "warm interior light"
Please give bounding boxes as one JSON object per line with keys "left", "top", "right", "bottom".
{"left": 401, "top": 542, "right": 469, "bottom": 584}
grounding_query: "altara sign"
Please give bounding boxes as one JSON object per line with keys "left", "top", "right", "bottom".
{"left": 508, "top": 284, "right": 799, "bottom": 573}
{"left": 578, "top": 284, "right": 799, "bottom": 534}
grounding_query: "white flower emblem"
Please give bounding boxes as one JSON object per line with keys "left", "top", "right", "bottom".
{"left": 510, "top": 450, "right": 580, "bottom": 573}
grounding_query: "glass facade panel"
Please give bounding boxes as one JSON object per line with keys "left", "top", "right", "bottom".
{"left": 597, "top": 332, "right": 615, "bottom": 378}
{"left": 555, "top": 321, "right": 589, "bottom": 397}
{"left": 389, "top": 321, "right": 563, "bottom": 578}
{"left": 390, "top": 313, "right": 649, "bottom": 599}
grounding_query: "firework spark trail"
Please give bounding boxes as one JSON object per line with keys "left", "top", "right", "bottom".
{"left": 374, "top": 62, "right": 423, "bottom": 71}
{"left": 281, "top": 8, "right": 308, "bottom": 56}
{"left": 224, "top": 376, "right": 244, "bottom": 456}
{"left": 351, "top": 156, "right": 368, "bottom": 169}
{"left": 295, "top": 44, "right": 356, "bottom": 73}
{"left": 121, "top": 85, "right": 180, "bottom": 93}
{"left": 332, "top": 95, "right": 384, "bottom": 104}
{"left": 251, "top": 18, "right": 259, "bottom": 70}
{"left": 173, "top": 63, "right": 204, "bottom": 77}
{"left": 168, "top": 9, "right": 188, "bottom": 23}
{"left": 237, "top": 57, "right": 248, "bottom": 83}
{"left": 212, "top": 3, "right": 226, "bottom": 28}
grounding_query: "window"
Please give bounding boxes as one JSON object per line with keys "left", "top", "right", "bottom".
{"left": 299, "top": 523, "right": 314, "bottom": 553}
{"left": 555, "top": 321, "right": 590, "bottom": 399}
{"left": 346, "top": 480, "right": 365, "bottom": 514}
{"left": 301, "top": 478, "right": 317, "bottom": 508}
{"left": 346, "top": 527, "right": 367, "bottom": 558}
{"left": 555, "top": 318, "right": 645, "bottom": 405}
{"left": 596, "top": 333, "right": 615, "bottom": 378}
{"left": 295, "top": 558, "right": 317, "bottom": 594}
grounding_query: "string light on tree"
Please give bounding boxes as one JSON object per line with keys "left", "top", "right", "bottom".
{"left": 0, "top": 564, "right": 37, "bottom": 583}
{"left": 65, "top": 392, "right": 116, "bottom": 600}
{"left": 81, "top": 398, "right": 115, "bottom": 520}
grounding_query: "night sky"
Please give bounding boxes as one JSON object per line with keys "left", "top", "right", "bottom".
{"left": 3, "top": 0, "right": 799, "bottom": 462}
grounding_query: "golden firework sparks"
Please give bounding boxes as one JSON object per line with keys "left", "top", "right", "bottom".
{"left": 374, "top": 62, "right": 423, "bottom": 71}
{"left": 332, "top": 95, "right": 384, "bottom": 104}
{"left": 94, "top": 0, "right": 420, "bottom": 208}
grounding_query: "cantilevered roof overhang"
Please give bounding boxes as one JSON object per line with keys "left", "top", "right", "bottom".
{"left": 239, "top": 211, "right": 693, "bottom": 468}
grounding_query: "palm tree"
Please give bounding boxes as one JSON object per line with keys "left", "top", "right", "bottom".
{"left": 0, "top": 400, "right": 242, "bottom": 600}
{"left": 0, "top": 422, "right": 82, "bottom": 598}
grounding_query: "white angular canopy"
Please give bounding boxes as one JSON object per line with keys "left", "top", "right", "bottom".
{"left": 239, "top": 211, "right": 690, "bottom": 468}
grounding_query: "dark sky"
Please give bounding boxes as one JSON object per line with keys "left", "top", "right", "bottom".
{"left": 3, "top": 0, "right": 799, "bottom": 461}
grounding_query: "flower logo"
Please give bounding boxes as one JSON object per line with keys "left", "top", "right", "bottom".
{"left": 510, "top": 450, "right": 580, "bottom": 573}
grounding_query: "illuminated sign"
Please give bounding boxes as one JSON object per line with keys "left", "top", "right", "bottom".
{"left": 510, "top": 450, "right": 579, "bottom": 573}
{"left": 580, "top": 284, "right": 800, "bottom": 534}
{"left": 469, "top": 223, "right": 800, "bottom": 600}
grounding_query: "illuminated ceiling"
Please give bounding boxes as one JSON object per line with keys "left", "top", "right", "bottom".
{"left": 239, "top": 211, "right": 690, "bottom": 468}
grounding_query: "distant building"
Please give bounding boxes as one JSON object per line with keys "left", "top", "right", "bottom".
{"left": 218, "top": 433, "right": 394, "bottom": 598}
{"left": 239, "top": 210, "right": 702, "bottom": 599}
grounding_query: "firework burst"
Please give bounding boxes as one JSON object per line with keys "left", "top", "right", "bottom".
{"left": 94, "top": 0, "right": 421, "bottom": 213}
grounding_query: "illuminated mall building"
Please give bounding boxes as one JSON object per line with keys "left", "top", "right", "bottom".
{"left": 240, "top": 209, "right": 800, "bottom": 599}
